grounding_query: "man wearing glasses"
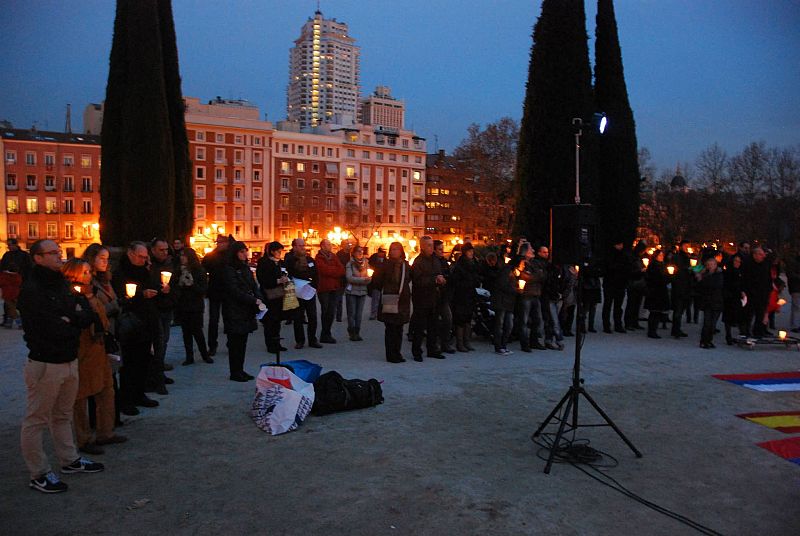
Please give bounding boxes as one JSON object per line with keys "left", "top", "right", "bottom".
{"left": 18, "top": 239, "right": 103, "bottom": 493}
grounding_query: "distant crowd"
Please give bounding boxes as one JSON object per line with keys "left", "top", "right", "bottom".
{"left": 2, "top": 233, "right": 798, "bottom": 493}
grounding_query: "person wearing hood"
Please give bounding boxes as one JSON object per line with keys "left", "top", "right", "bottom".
{"left": 222, "top": 241, "right": 263, "bottom": 382}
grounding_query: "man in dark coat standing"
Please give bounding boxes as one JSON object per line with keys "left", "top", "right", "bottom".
{"left": 18, "top": 239, "right": 103, "bottom": 493}
{"left": 201, "top": 235, "right": 230, "bottom": 356}
{"left": 670, "top": 240, "right": 692, "bottom": 338}
{"left": 742, "top": 246, "right": 773, "bottom": 337}
{"left": 1, "top": 237, "right": 33, "bottom": 279}
{"left": 410, "top": 236, "right": 445, "bottom": 361}
{"left": 602, "top": 241, "right": 630, "bottom": 333}
{"left": 285, "top": 238, "right": 322, "bottom": 349}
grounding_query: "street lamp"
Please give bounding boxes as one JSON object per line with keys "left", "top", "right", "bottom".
{"left": 572, "top": 112, "right": 607, "bottom": 204}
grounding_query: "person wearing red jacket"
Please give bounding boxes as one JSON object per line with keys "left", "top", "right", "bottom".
{"left": 0, "top": 263, "right": 23, "bottom": 328}
{"left": 315, "top": 239, "right": 345, "bottom": 343}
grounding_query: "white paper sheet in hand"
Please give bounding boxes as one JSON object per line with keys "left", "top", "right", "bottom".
{"left": 294, "top": 279, "right": 317, "bottom": 300}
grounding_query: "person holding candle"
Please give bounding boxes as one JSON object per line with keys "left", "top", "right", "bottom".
{"left": 62, "top": 259, "right": 124, "bottom": 454}
{"left": 145, "top": 239, "right": 176, "bottom": 395}
{"left": 222, "top": 241, "right": 263, "bottom": 382}
{"left": 175, "top": 247, "right": 213, "bottom": 365}
{"left": 644, "top": 250, "right": 671, "bottom": 338}
{"left": 624, "top": 240, "right": 649, "bottom": 331}
{"left": 256, "top": 241, "right": 289, "bottom": 354}
{"left": 345, "top": 246, "right": 371, "bottom": 341}
{"left": 516, "top": 242, "right": 546, "bottom": 352}
{"left": 433, "top": 240, "right": 456, "bottom": 353}
{"left": 491, "top": 257, "right": 521, "bottom": 355}
{"left": 742, "top": 247, "right": 773, "bottom": 338}
{"left": 410, "top": 236, "right": 446, "bottom": 361}
{"left": 669, "top": 240, "right": 693, "bottom": 339}
{"left": 112, "top": 241, "right": 161, "bottom": 415}
{"left": 696, "top": 255, "right": 725, "bottom": 348}
{"left": 723, "top": 254, "right": 748, "bottom": 344}
{"left": 284, "top": 238, "right": 321, "bottom": 349}
{"left": 788, "top": 253, "right": 800, "bottom": 334}
{"left": 372, "top": 242, "right": 412, "bottom": 363}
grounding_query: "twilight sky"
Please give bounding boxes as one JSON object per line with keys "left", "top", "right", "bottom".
{"left": 1, "top": 0, "right": 798, "bottom": 172}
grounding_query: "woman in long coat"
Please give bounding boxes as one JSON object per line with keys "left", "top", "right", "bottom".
{"left": 63, "top": 258, "right": 121, "bottom": 454}
{"left": 175, "top": 247, "right": 212, "bottom": 365}
{"left": 723, "top": 254, "right": 747, "bottom": 344}
{"left": 449, "top": 243, "right": 481, "bottom": 352}
{"left": 644, "top": 250, "right": 671, "bottom": 339}
{"left": 372, "top": 242, "right": 411, "bottom": 363}
{"left": 223, "top": 241, "right": 263, "bottom": 382}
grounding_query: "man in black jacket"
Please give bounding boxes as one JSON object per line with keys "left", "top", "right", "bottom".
{"left": 201, "top": 235, "right": 230, "bottom": 356}
{"left": 410, "top": 236, "right": 446, "bottom": 361}
{"left": 112, "top": 241, "right": 162, "bottom": 415}
{"left": 742, "top": 246, "right": 773, "bottom": 337}
{"left": 148, "top": 238, "right": 176, "bottom": 394}
{"left": 602, "top": 241, "right": 630, "bottom": 334}
{"left": 367, "top": 247, "right": 386, "bottom": 319}
{"left": 18, "top": 239, "right": 103, "bottom": 493}
{"left": 670, "top": 240, "right": 692, "bottom": 338}
{"left": 284, "top": 238, "right": 322, "bottom": 349}
{"left": 433, "top": 240, "right": 456, "bottom": 353}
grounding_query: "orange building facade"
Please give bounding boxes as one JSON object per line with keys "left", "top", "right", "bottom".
{"left": 1, "top": 129, "right": 101, "bottom": 258}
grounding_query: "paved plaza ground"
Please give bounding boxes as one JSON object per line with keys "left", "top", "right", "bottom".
{"left": 1, "top": 303, "right": 799, "bottom": 535}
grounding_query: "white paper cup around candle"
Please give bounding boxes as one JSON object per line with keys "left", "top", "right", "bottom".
{"left": 777, "top": 298, "right": 786, "bottom": 307}
{"left": 690, "top": 259, "right": 698, "bottom": 267}
{"left": 73, "top": 285, "right": 81, "bottom": 293}
{"left": 667, "top": 265, "right": 676, "bottom": 275}
{"left": 779, "top": 330, "right": 787, "bottom": 340}
{"left": 367, "top": 268, "right": 374, "bottom": 277}
{"left": 518, "top": 279, "right": 526, "bottom": 290}
{"left": 642, "top": 258, "right": 650, "bottom": 268}
{"left": 160, "top": 271, "right": 172, "bottom": 285}
{"left": 125, "top": 283, "right": 137, "bottom": 298}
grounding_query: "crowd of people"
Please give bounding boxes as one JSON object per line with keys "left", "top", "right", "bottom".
{"left": 4, "top": 233, "right": 799, "bottom": 493}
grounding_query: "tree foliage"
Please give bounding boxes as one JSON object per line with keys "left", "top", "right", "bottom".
{"left": 100, "top": 0, "right": 192, "bottom": 245}
{"left": 514, "top": 0, "right": 595, "bottom": 244}
{"left": 594, "top": 0, "right": 640, "bottom": 248}
{"left": 643, "top": 142, "right": 800, "bottom": 252}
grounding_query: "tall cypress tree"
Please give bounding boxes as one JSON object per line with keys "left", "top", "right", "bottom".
{"left": 514, "top": 0, "right": 595, "bottom": 243}
{"left": 157, "top": 0, "right": 193, "bottom": 242}
{"left": 595, "top": 0, "right": 640, "bottom": 248}
{"left": 100, "top": 0, "right": 185, "bottom": 245}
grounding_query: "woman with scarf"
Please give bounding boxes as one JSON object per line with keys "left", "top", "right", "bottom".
{"left": 83, "top": 243, "right": 127, "bottom": 434}
{"left": 257, "top": 241, "right": 289, "bottom": 354}
{"left": 175, "top": 247, "right": 212, "bottom": 365}
{"left": 63, "top": 258, "right": 124, "bottom": 454}
{"left": 345, "top": 246, "right": 371, "bottom": 341}
{"left": 372, "top": 242, "right": 411, "bottom": 363}
{"left": 223, "top": 241, "right": 263, "bottom": 382}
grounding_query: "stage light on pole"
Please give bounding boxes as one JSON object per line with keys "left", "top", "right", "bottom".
{"left": 572, "top": 113, "right": 608, "bottom": 204}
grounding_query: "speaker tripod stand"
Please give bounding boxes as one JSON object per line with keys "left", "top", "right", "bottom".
{"left": 532, "top": 275, "right": 642, "bottom": 473}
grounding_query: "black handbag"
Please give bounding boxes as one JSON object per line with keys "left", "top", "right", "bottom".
{"left": 264, "top": 285, "right": 285, "bottom": 300}
{"left": 104, "top": 331, "right": 120, "bottom": 354}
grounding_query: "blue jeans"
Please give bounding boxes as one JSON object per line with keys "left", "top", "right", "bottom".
{"left": 516, "top": 296, "right": 543, "bottom": 349}
{"left": 493, "top": 308, "right": 514, "bottom": 351}
{"left": 543, "top": 299, "right": 563, "bottom": 343}
{"left": 346, "top": 294, "right": 366, "bottom": 331}
{"left": 370, "top": 289, "right": 381, "bottom": 318}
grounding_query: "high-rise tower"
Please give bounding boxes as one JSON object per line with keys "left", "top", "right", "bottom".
{"left": 287, "top": 10, "right": 361, "bottom": 129}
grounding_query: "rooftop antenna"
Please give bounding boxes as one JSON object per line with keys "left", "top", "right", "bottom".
{"left": 434, "top": 134, "right": 439, "bottom": 153}
{"left": 65, "top": 104, "right": 72, "bottom": 134}
{"left": 316, "top": 0, "right": 321, "bottom": 15}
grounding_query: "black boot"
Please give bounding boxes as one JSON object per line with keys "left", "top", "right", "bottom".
{"left": 354, "top": 328, "right": 363, "bottom": 342}
{"left": 455, "top": 326, "right": 468, "bottom": 352}
{"left": 647, "top": 314, "right": 661, "bottom": 339}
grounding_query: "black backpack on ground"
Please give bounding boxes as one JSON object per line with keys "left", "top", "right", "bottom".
{"left": 312, "top": 371, "right": 384, "bottom": 416}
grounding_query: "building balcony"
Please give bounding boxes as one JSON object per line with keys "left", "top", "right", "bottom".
{"left": 344, "top": 203, "right": 359, "bottom": 212}
{"left": 214, "top": 158, "right": 227, "bottom": 165}
{"left": 215, "top": 196, "right": 227, "bottom": 202}
{"left": 44, "top": 186, "right": 56, "bottom": 191}
{"left": 25, "top": 185, "right": 38, "bottom": 191}
{"left": 81, "top": 187, "right": 93, "bottom": 192}
{"left": 64, "top": 187, "right": 75, "bottom": 192}
{"left": 63, "top": 209, "right": 75, "bottom": 214}
{"left": 26, "top": 210, "right": 39, "bottom": 214}
{"left": 7, "top": 208, "right": 19, "bottom": 214}
{"left": 81, "top": 210, "right": 93, "bottom": 214}
{"left": 45, "top": 209, "right": 59, "bottom": 214}
{"left": 5, "top": 184, "right": 18, "bottom": 190}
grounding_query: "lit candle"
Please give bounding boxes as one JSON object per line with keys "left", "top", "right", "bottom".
{"left": 642, "top": 258, "right": 650, "bottom": 268}
{"left": 73, "top": 285, "right": 81, "bottom": 293}
{"left": 574, "top": 265, "right": 580, "bottom": 273}
{"left": 367, "top": 268, "right": 374, "bottom": 277}
{"left": 504, "top": 256, "right": 511, "bottom": 264}
{"left": 778, "top": 330, "right": 787, "bottom": 340}
{"left": 518, "top": 279, "right": 526, "bottom": 290}
{"left": 125, "top": 283, "right": 137, "bottom": 298}
{"left": 777, "top": 298, "right": 787, "bottom": 307}
{"left": 690, "top": 259, "right": 698, "bottom": 267}
{"left": 160, "top": 271, "right": 172, "bottom": 286}
{"left": 667, "top": 265, "right": 676, "bottom": 275}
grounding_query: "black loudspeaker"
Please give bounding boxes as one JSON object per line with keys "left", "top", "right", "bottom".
{"left": 550, "top": 204, "right": 596, "bottom": 265}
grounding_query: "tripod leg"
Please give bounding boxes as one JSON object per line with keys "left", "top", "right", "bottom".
{"left": 543, "top": 394, "right": 574, "bottom": 474}
{"left": 579, "top": 388, "right": 643, "bottom": 458}
{"left": 533, "top": 387, "right": 573, "bottom": 438}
